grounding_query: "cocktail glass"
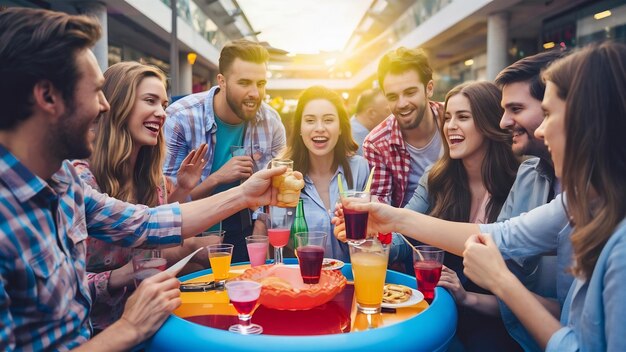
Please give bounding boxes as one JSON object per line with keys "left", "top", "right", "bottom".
{"left": 340, "top": 190, "right": 371, "bottom": 242}
{"left": 268, "top": 206, "right": 295, "bottom": 265}
{"left": 207, "top": 244, "right": 234, "bottom": 287}
{"left": 225, "top": 280, "right": 263, "bottom": 335}
{"left": 349, "top": 238, "right": 389, "bottom": 314}
{"left": 295, "top": 231, "right": 327, "bottom": 284}
{"left": 245, "top": 235, "right": 269, "bottom": 267}
{"left": 413, "top": 245, "right": 445, "bottom": 303}
{"left": 132, "top": 249, "right": 166, "bottom": 288}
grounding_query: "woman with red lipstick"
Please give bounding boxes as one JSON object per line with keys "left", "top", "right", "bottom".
{"left": 72, "top": 62, "right": 213, "bottom": 332}
{"left": 281, "top": 86, "right": 370, "bottom": 262}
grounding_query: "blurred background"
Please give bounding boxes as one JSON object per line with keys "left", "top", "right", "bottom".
{"left": 2, "top": 0, "right": 625, "bottom": 121}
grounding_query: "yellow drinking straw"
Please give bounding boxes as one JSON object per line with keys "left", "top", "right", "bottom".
{"left": 364, "top": 166, "right": 376, "bottom": 192}
{"left": 338, "top": 173, "right": 345, "bottom": 194}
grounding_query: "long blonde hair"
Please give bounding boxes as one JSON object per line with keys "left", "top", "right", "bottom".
{"left": 91, "top": 62, "right": 167, "bottom": 206}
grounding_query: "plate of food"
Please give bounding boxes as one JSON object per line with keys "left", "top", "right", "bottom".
{"left": 321, "top": 258, "right": 344, "bottom": 271}
{"left": 381, "top": 284, "right": 424, "bottom": 308}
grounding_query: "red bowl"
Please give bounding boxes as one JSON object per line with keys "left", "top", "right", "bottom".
{"left": 236, "top": 264, "right": 346, "bottom": 311}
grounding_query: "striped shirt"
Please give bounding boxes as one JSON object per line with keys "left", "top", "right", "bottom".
{"left": 362, "top": 101, "right": 443, "bottom": 207}
{"left": 163, "top": 86, "right": 286, "bottom": 184}
{"left": 0, "top": 145, "right": 182, "bottom": 351}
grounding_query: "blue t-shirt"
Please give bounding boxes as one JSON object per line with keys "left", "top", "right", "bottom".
{"left": 211, "top": 116, "right": 245, "bottom": 194}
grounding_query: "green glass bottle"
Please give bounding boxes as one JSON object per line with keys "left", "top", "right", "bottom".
{"left": 288, "top": 199, "right": 308, "bottom": 256}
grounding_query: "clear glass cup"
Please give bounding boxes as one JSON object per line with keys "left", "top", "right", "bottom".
{"left": 271, "top": 158, "right": 300, "bottom": 208}
{"left": 132, "top": 249, "right": 165, "bottom": 288}
{"left": 245, "top": 235, "right": 269, "bottom": 267}
{"left": 413, "top": 245, "right": 445, "bottom": 303}
{"left": 268, "top": 206, "right": 295, "bottom": 265}
{"left": 349, "top": 238, "right": 389, "bottom": 314}
{"left": 198, "top": 229, "right": 225, "bottom": 244}
{"left": 295, "top": 231, "right": 327, "bottom": 284}
{"left": 340, "top": 190, "right": 371, "bottom": 242}
{"left": 225, "top": 280, "right": 263, "bottom": 335}
{"left": 207, "top": 244, "right": 234, "bottom": 287}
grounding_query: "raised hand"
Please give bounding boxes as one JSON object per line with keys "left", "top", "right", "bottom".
{"left": 462, "top": 233, "right": 510, "bottom": 292}
{"left": 212, "top": 155, "right": 255, "bottom": 185}
{"left": 176, "top": 143, "right": 208, "bottom": 191}
{"left": 240, "top": 167, "right": 294, "bottom": 209}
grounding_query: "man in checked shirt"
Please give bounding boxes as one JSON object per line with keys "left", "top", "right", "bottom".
{"left": 0, "top": 8, "right": 286, "bottom": 351}
{"left": 362, "top": 47, "right": 444, "bottom": 208}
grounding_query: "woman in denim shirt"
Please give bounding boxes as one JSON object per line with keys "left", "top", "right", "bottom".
{"left": 282, "top": 86, "right": 369, "bottom": 262}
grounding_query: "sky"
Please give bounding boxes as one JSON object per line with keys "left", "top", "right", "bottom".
{"left": 237, "top": 0, "right": 373, "bottom": 54}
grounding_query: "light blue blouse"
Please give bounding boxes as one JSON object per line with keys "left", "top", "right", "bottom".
{"left": 300, "top": 156, "right": 370, "bottom": 262}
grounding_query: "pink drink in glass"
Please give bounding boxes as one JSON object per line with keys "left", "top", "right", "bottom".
{"left": 225, "top": 280, "right": 263, "bottom": 334}
{"left": 297, "top": 245, "right": 324, "bottom": 284}
{"left": 133, "top": 258, "right": 166, "bottom": 286}
{"left": 247, "top": 242, "right": 268, "bottom": 267}
{"left": 344, "top": 208, "right": 369, "bottom": 240}
{"left": 231, "top": 298, "right": 258, "bottom": 315}
{"left": 414, "top": 260, "right": 443, "bottom": 301}
{"left": 268, "top": 228, "right": 290, "bottom": 248}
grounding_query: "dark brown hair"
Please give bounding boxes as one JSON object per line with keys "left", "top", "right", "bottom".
{"left": 0, "top": 7, "right": 101, "bottom": 129}
{"left": 218, "top": 39, "right": 269, "bottom": 74}
{"left": 428, "top": 81, "right": 519, "bottom": 223}
{"left": 283, "top": 86, "right": 358, "bottom": 188}
{"left": 543, "top": 42, "right": 626, "bottom": 279}
{"left": 377, "top": 47, "right": 432, "bottom": 91}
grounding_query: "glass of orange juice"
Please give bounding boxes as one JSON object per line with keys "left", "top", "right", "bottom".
{"left": 207, "top": 244, "right": 234, "bottom": 287}
{"left": 349, "top": 238, "right": 389, "bottom": 314}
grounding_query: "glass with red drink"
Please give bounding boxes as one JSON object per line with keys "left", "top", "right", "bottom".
{"left": 340, "top": 190, "right": 371, "bottom": 242}
{"left": 413, "top": 246, "right": 445, "bottom": 302}
{"left": 295, "top": 231, "right": 327, "bottom": 284}
{"left": 269, "top": 206, "right": 295, "bottom": 264}
{"left": 225, "top": 280, "right": 263, "bottom": 335}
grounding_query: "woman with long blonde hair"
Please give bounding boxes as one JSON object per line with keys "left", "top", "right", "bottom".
{"left": 73, "top": 61, "right": 210, "bottom": 331}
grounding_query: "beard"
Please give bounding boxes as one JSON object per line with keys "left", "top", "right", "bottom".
{"left": 49, "top": 104, "right": 95, "bottom": 162}
{"left": 396, "top": 100, "right": 427, "bottom": 131}
{"left": 225, "top": 88, "right": 260, "bottom": 122}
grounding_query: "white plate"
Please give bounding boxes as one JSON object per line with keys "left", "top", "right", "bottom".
{"left": 321, "top": 258, "right": 344, "bottom": 271}
{"left": 381, "top": 288, "right": 424, "bottom": 308}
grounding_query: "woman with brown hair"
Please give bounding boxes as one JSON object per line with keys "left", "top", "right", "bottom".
{"left": 72, "top": 61, "right": 213, "bottom": 331}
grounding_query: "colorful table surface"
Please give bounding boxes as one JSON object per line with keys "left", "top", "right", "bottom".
{"left": 146, "top": 259, "right": 457, "bottom": 352}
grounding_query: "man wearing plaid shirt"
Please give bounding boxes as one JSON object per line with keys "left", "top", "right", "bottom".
{"left": 163, "top": 40, "right": 286, "bottom": 262}
{"left": 0, "top": 8, "right": 285, "bottom": 351}
{"left": 363, "top": 47, "right": 443, "bottom": 208}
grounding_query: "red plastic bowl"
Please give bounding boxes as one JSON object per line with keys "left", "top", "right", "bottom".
{"left": 236, "top": 264, "right": 346, "bottom": 311}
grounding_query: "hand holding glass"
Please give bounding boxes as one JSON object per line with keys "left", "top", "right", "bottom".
{"left": 295, "top": 232, "right": 327, "bottom": 284}
{"left": 340, "top": 190, "right": 371, "bottom": 241}
{"left": 271, "top": 159, "right": 303, "bottom": 207}
{"left": 225, "top": 280, "right": 263, "bottom": 335}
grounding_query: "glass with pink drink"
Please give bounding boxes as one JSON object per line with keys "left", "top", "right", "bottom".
{"left": 132, "top": 249, "right": 166, "bottom": 287}
{"left": 295, "top": 231, "right": 327, "bottom": 284}
{"left": 268, "top": 206, "right": 294, "bottom": 264}
{"left": 225, "top": 280, "right": 263, "bottom": 335}
{"left": 245, "top": 235, "right": 269, "bottom": 267}
{"left": 413, "top": 245, "right": 445, "bottom": 303}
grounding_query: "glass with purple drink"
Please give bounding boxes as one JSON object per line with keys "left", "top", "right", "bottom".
{"left": 340, "top": 190, "right": 371, "bottom": 242}
{"left": 295, "top": 231, "right": 327, "bottom": 284}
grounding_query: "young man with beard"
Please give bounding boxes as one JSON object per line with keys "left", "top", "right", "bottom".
{"left": 350, "top": 88, "right": 390, "bottom": 155}
{"left": 362, "top": 47, "right": 443, "bottom": 207}
{"left": 163, "top": 40, "right": 286, "bottom": 262}
{"left": 0, "top": 8, "right": 285, "bottom": 350}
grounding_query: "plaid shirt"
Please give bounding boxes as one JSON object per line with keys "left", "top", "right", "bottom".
{"left": 362, "top": 101, "right": 443, "bottom": 207}
{"left": 163, "top": 86, "right": 286, "bottom": 184}
{"left": 0, "top": 145, "right": 182, "bottom": 351}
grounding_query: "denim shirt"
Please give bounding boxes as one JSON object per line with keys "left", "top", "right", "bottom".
{"left": 547, "top": 219, "right": 626, "bottom": 351}
{"left": 300, "top": 156, "right": 369, "bottom": 262}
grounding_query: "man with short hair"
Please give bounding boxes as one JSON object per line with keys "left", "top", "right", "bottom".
{"left": 0, "top": 8, "right": 283, "bottom": 350}
{"left": 363, "top": 47, "right": 443, "bottom": 208}
{"left": 350, "top": 88, "right": 389, "bottom": 155}
{"left": 163, "top": 39, "right": 286, "bottom": 262}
